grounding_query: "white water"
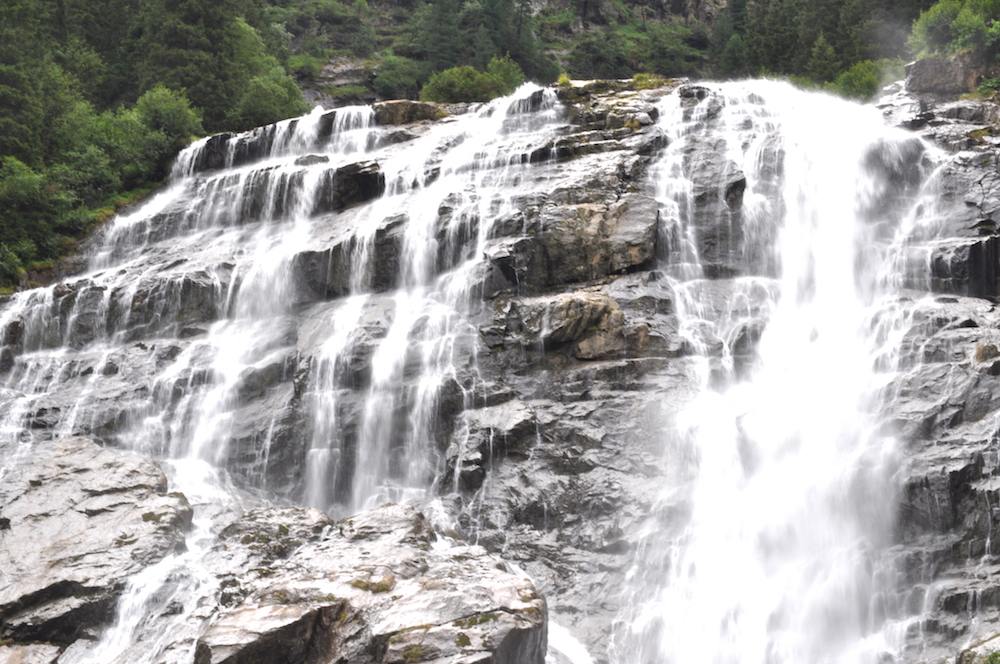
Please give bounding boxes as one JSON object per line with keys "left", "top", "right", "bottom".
{"left": 0, "top": 80, "right": 963, "bottom": 664}
{"left": 0, "top": 85, "right": 569, "bottom": 661}
{"left": 610, "top": 81, "right": 941, "bottom": 664}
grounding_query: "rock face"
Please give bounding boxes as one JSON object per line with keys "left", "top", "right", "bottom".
{"left": 196, "top": 504, "right": 545, "bottom": 664}
{"left": 5, "top": 79, "right": 1000, "bottom": 664}
{"left": 0, "top": 438, "right": 191, "bottom": 645}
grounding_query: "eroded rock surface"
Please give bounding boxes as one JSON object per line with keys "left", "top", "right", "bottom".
{"left": 0, "top": 438, "right": 191, "bottom": 645}
{"left": 196, "top": 504, "right": 545, "bottom": 664}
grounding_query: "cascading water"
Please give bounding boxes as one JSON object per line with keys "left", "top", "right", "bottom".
{"left": 1, "top": 77, "right": 989, "bottom": 664}
{"left": 0, "top": 85, "right": 567, "bottom": 661}
{"left": 610, "top": 81, "right": 942, "bottom": 664}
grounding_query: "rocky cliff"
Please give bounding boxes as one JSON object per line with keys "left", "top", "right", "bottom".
{"left": 3, "top": 78, "right": 1000, "bottom": 664}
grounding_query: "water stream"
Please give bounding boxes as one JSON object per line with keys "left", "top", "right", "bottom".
{"left": 609, "top": 81, "right": 941, "bottom": 664}
{"left": 0, "top": 80, "right": 966, "bottom": 663}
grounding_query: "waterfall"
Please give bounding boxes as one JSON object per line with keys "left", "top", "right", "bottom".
{"left": 1, "top": 78, "right": 987, "bottom": 664}
{"left": 609, "top": 81, "right": 940, "bottom": 664}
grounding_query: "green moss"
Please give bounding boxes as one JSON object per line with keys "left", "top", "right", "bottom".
{"left": 277, "top": 524, "right": 289, "bottom": 536}
{"left": 632, "top": 73, "right": 666, "bottom": 90}
{"left": 141, "top": 511, "right": 163, "bottom": 522}
{"left": 402, "top": 645, "right": 424, "bottom": 663}
{"left": 351, "top": 578, "right": 392, "bottom": 593}
{"left": 241, "top": 532, "right": 272, "bottom": 545}
{"left": 455, "top": 632, "right": 471, "bottom": 647}
{"left": 453, "top": 612, "right": 498, "bottom": 628}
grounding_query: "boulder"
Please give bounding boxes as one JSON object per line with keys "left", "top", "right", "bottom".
{"left": 441, "top": 400, "right": 538, "bottom": 491}
{"left": 373, "top": 100, "right": 443, "bottom": 125}
{"left": 0, "top": 438, "right": 192, "bottom": 645}
{"left": 0, "top": 644, "right": 61, "bottom": 664}
{"left": 195, "top": 503, "right": 547, "bottom": 664}
{"left": 311, "top": 161, "right": 387, "bottom": 216}
{"left": 906, "top": 55, "right": 983, "bottom": 96}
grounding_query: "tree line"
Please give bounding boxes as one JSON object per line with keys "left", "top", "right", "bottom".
{"left": 2, "top": 0, "right": 996, "bottom": 288}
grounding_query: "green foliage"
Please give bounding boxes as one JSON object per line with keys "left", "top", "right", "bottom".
{"left": 632, "top": 73, "right": 667, "bottom": 89}
{"left": 806, "top": 33, "right": 840, "bottom": 81}
{"left": 910, "top": 0, "right": 963, "bottom": 54}
{"left": 825, "top": 58, "right": 905, "bottom": 100}
{"left": 418, "top": 56, "right": 524, "bottom": 102}
{"left": 952, "top": 6, "right": 989, "bottom": 49}
{"left": 907, "top": 0, "right": 1000, "bottom": 59}
{"left": 486, "top": 54, "right": 526, "bottom": 91}
{"left": 718, "top": 34, "right": 749, "bottom": 78}
{"left": 135, "top": 86, "right": 204, "bottom": 152}
{"left": 398, "top": 0, "right": 557, "bottom": 82}
{"left": 322, "top": 84, "right": 371, "bottom": 101}
{"left": 372, "top": 56, "right": 427, "bottom": 99}
{"left": 138, "top": 5, "right": 304, "bottom": 132}
{"left": 565, "top": 20, "right": 701, "bottom": 79}
{"left": 289, "top": 54, "right": 327, "bottom": 79}
{"left": 227, "top": 66, "right": 311, "bottom": 129}
{"left": 979, "top": 75, "right": 1000, "bottom": 94}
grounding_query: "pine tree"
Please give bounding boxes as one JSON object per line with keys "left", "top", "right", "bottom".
{"left": 806, "top": 32, "right": 839, "bottom": 81}
{"left": 719, "top": 34, "right": 749, "bottom": 78}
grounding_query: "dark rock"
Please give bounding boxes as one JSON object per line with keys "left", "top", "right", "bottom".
{"left": 311, "top": 161, "right": 386, "bottom": 216}
{"left": 929, "top": 236, "right": 1000, "bottom": 298}
{"left": 373, "top": 100, "right": 443, "bottom": 125}
{"left": 294, "top": 154, "right": 330, "bottom": 167}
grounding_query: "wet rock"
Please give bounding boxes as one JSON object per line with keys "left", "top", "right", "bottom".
{"left": 512, "top": 292, "right": 617, "bottom": 347}
{"left": 929, "top": 236, "right": 1000, "bottom": 299}
{"left": 519, "top": 193, "right": 658, "bottom": 291}
{"left": 373, "top": 100, "right": 443, "bottom": 125}
{"left": 0, "top": 644, "right": 61, "bottom": 663}
{"left": 311, "top": 161, "right": 386, "bottom": 216}
{"left": 294, "top": 154, "right": 330, "bottom": 167}
{"left": 441, "top": 400, "right": 537, "bottom": 491}
{"left": 296, "top": 212, "right": 405, "bottom": 298}
{"left": 0, "top": 438, "right": 191, "bottom": 645}
{"left": 195, "top": 504, "right": 546, "bottom": 664}
{"left": 906, "top": 56, "right": 982, "bottom": 96}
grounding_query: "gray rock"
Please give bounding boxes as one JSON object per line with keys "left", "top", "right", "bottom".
{"left": 0, "top": 438, "right": 191, "bottom": 645}
{"left": 195, "top": 504, "right": 546, "bottom": 664}
{"left": 906, "top": 56, "right": 978, "bottom": 96}
{"left": 0, "top": 644, "right": 61, "bottom": 664}
{"left": 373, "top": 100, "right": 444, "bottom": 125}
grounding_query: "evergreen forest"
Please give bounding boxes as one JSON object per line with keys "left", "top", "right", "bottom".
{"left": 1, "top": 0, "right": 997, "bottom": 287}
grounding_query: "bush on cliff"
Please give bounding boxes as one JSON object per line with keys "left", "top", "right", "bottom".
{"left": 419, "top": 56, "right": 525, "bottom": 103}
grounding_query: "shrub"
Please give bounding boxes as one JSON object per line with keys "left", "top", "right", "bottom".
{"left": 486, "top": 55, "right": 525, "bottom": 94}
{"left": 567, "top": 30, "right": 633, "bottom": 79}
{"left": 134, "top": 85, "right": 203, "bottom": 151}
{"left": 419, "top": 57, "right": 524, "bottom": 103}
{"left": 909, "top": 0, "right": 963, "bottom": 55}
{"left": 827, "top": 59, "right": 905, "bottom": 101}
{"left": 419, "top": 66, "right": 497, "bottom": 102}
{"left": 227, "top": 66, "right": 311, "bottom": 130}
{"left": 372, "top": 56, "right": 426, "bottom": 99}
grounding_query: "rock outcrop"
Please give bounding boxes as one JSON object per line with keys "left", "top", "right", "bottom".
{"left": 0, "top": 438, "right": 191, "bottom": 645}
{"left": 196, "top": 504, "right": 545, "bottom": 664}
